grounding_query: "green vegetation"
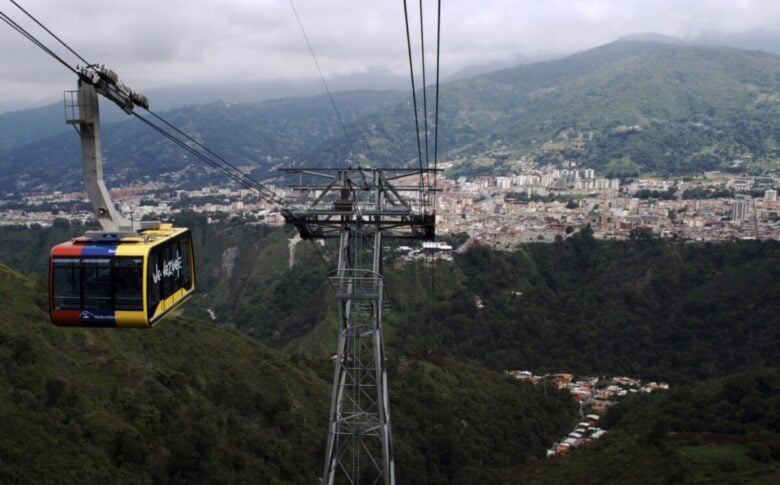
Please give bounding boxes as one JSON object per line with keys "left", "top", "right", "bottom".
{"left": 505, "top": 192, "right": 577, "bottom": 204}
{"left": 682, "top": 186, "right": 736, "bottom": 199}
{"left": 387, "top": 234, "right": 780, "bottom": 382}
{"left": 183, "top": 218, "right": 779, "bottom": 382}
{"left": 0, "top": 218, "right": 83, "bottom": 272}
{"left": 3, "top": 220, "right": 778, "bottom": 384}
{"left": 634, "top": 187, "right": 677, "bottom": 200}
{"left": 390, "top": 358, "right": 575, "bottom": 483}
{"left": 169, "top": 214, "right": 336, "bottom": 349}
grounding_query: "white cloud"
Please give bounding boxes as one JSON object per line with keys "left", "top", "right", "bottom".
{"left": 1, "top": 0, "right": 779, "bottom": 108}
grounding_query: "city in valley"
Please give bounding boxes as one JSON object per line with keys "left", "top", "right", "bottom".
{"left": 2, "top": 160, "right": 779, "bottom": 248}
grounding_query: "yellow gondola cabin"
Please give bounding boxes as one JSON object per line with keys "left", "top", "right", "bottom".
{"left": 49, "top": 224, "right": 195, "bottom": 328}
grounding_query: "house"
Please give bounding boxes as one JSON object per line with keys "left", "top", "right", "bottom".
{"left": 571, "top": 389, "right": 591, "bottom": 402}
{"left": 422, "top": 241, "right": 453, "bottom": 258}
{"left": 506, "top": 370, "right": 538, "bottom": 383}
{"left": 613, "top": 376, "right": 640, "bottom": 386}
{"left": 556, "top": 442, "right": 571, "bottom": 454}
{"left": 552, "top": 373, "right": 573, "bottom": 389}
{"left": 644, "top": 381, "right": 670, "bottom": 391}
{"left": 591, "top": 399, "right": 615, "bottom": 411}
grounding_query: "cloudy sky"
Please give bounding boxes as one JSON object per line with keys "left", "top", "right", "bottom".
{"left": 1, "top": 0, "right": 779, "bottom": 110}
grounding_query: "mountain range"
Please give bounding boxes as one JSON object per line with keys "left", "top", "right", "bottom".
{"left": 1, "top": 39, "right": 779, "bottom": 193}
{"left": 342, "top": 39, "right": 780, "bottom": 178}
{"left": 0, "top": 90, "right": 406, "bottom": 193}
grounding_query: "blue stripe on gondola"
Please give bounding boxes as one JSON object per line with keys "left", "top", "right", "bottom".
{"left": 81, "top": 243, "right": 119, "bottom": 257}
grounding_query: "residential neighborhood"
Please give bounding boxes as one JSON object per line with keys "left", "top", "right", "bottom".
{"left": 2, "top": 161, "right": 779, "bottom": 247}
{"left": 505, "top": 370, "right": 670, "bottom": 457}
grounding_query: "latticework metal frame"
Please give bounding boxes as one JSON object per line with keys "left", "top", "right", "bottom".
{"left": 282, "top": 167, "right": 436, "bottom": 484}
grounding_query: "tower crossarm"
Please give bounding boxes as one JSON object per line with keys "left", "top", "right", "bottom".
{"left": 279, "top": 167, "right": 439, "bottom": 241}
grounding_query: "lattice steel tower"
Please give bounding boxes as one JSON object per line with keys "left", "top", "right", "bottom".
{"left": 282, "top": 167, "right": 435, "bottom": 484}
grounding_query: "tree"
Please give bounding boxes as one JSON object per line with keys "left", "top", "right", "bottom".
{"left": 579, "top": 223, "right": 595, "bottom": 240}
{"left": 629, "top": 227, "right": 655, "bottom": 243}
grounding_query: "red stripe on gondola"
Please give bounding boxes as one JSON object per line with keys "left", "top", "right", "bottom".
{"left": 51, "top": 242, "right": 84, "bottom": 257}
{"left": 50, "top": 309, "right": 82, "bottom": 326}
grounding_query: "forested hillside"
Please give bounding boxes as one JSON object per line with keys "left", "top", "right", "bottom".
{"left": 0, "top": 262, "right": 330, "bottom": 482}
{"left": 387, "top": 233, "right": 780, "bottom": 382}
{"left": 1, "top": 221, "right": 778, "bottom": 482}
{"left": 0, "top": 252, "right": 575, "bottom": 483}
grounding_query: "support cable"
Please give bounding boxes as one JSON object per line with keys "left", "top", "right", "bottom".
{"left": 141, "top": 108, "right": 284, "bottom": 204}
{"left": 288, "top": 0, "right": 357, "bottom": 167}
{"left": 418, "top": 0, "right": 430, "bottom": 188}
{"left": 402, "top": 0, "right": 425, "bottom": 195}
{"left": 429, "top": 0, "right": 442, "bottom": 334}
{"left": 433, "top": 0, "right": 442, "bottom": 214}
{"left": 130, "top": 112, "right": 283, "bottom": 204}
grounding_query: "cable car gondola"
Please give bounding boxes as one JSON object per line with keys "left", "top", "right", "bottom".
{"left": 49, "top": 224, "right": 195, "bottom": 328}
{"left": 43, "top": 68, "right": 199, "bottom": 329}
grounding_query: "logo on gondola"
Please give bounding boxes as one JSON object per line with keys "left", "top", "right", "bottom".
{"left": 152, "top": 251, "right": 182, "bottom": 284}
{"left": 80, "top": 311, "right": 115, "bottom": 321}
